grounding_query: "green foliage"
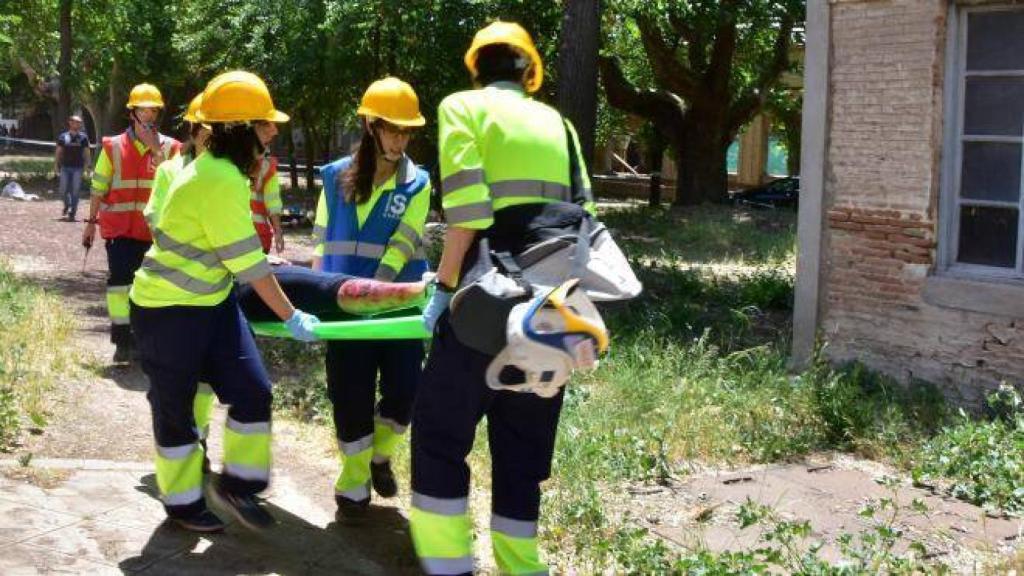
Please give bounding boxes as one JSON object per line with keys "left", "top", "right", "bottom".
{"left": 0, "top": 157, "right": 53, "bottom": 177}
{"left": 547, "top": 487, "right": 941, "bottom": 573}
{"left": 0, "top": 263, "right": 76, "bottom": 447}
{"left": 259, "top": 337, "right": 332, "bottom": 422}
{"left": 914, "top": 384, "right": 1024, "bottom": 514}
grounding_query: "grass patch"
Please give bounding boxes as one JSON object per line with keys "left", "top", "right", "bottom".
{"left": 913, "top": 384, "right": 1024, "bottom": 514}
{"left": 0, "top": 157, "right": 53, "bottom": 178}
{"left": 601, "top": 205, "right": 796, "bottom": 271}
{"left": 0, "top": 262, "right": 76, "bottom": 448}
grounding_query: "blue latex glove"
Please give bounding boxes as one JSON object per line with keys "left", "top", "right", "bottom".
{"left": 285, "top": 309, "right": 320, "bottom": 342}
{"left": 422, "top": 288, "right": 453, "bottom": 333}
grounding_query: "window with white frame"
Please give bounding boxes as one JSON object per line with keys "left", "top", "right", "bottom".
{"left": 944, "top": 5, "right": 1024, "bottom": 277}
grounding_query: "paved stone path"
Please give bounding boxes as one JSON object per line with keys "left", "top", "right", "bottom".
{"left": 0, "top": 457, "right": 417, "bottom": 575}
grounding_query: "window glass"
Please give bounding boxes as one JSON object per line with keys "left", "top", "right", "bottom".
{"left": 960, "top": 141, "right": 1022, "bottom": 202}
{"left": 957, "top": 206, "right": 1018, "bottom": 268}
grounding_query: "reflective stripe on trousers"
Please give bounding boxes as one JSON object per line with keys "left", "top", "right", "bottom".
{"left": 335, "top": 433, "right": 373, "bottom": 501}
{"left": 193, "top": 383, "right": 215, "bottom": 440}
{"left": 492, "top": 515, "right": 547, "bottom": 575}
{"left": 222, "top": 417, "right": 271, "bottom": 483}
{"left": 410, "top": 492, "right": 473, "bottom": 575}
{"left": 154, "top": 442, "right": 204, "bottom": 507}
{"left": 106, "top": 285, "right": 130, "bottom": 325}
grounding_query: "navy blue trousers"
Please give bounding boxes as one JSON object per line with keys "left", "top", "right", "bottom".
{"left": 131, "top": 292, "right": 273, "bottom": 518}
{"left": 326, "top": 339, "right": 424, "bottom": 447}
{"left": 106, "top": 237, "right": 149, "bottom": 346}
{"left": 411, "top": 312, "right": 564, "bottom": 522}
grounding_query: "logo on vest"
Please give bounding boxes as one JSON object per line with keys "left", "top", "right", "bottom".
{"left": 385, "top": 193, "right": 408, "bottom": 220}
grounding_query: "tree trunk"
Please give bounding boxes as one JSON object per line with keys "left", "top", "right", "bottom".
{"left": 646, "top": 128, "right": 666, "bottom": 207}
{"left": 674, "top": 112, "right": 730, "bottom": 205}
{"left": 303, "top": 123, "right": 318, "bottom": 191}
{"left": 287, "top": 126, "right": 299, "bottom": 189}
{"left": 57, "top": 0, "right": 73, "bottom": 130}
{"left": 82, "top": 100, "right": 102, "bottom": 144}
{"left": 104, "top": 60, "right": 123, "bottom": 136}
{"left": 557, "top": 0, "right": 601, "bottom": 167}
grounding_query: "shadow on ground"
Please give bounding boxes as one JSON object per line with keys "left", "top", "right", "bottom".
{"left": 121, "top": 473, "right": 419, "bottom": 575}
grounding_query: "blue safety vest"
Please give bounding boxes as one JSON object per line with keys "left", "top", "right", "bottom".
{"left": 320, "top": 155, "right": 429, "bottom": 282}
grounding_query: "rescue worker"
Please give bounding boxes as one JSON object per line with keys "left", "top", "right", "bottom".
{"left": 145, "top": 93, "right": 220, "bottom": 457}
{"left": 251, "top": 153, "right": 286, "bottom": 254}
{"left": 410, "top": 22, "right": 595, "bottom": 575}
{"left": 311, "top": 77, "right": 431, "bottom": 518}
{"left": 129, "top": 71, "right": 320, "bottom": 532}
{"left": 83, "top": 83, "right": 181, "bottom": 364}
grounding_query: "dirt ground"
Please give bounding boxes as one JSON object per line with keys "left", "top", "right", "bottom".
{"left": 0, "top": 185, "right": 419, "bottom": 575}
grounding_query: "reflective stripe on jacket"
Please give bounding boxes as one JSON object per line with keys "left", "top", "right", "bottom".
{"left": 98, "top": 132, "right": 181, "bottom": 241}
{"left": 317, "top": 155, "right": 430, "bottom": 282}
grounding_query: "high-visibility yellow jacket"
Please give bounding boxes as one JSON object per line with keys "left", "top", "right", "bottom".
{"left": 438, "top": 81, "right": 595, "bottom": 230}
{"left": 130, "top": 152, "right": 271, "bottom": 308}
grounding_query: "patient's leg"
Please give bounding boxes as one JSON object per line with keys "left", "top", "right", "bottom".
{"left": 238, "top": 265, "right": 427, "bottom": 321}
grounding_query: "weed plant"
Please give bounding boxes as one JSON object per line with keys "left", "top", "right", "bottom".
{"left": 0, "top": 263, "right": 75, "bottom": 447}
{"left": 914, "top": 384, "right": 1024, "bottom": 514}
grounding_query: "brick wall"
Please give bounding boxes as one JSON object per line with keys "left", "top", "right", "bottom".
{"left": 822, "top": 0, "right": 1023, "bottom": 406}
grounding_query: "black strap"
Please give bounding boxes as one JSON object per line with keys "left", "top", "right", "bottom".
{"left": 563, "top": 119, "right": 594, "bottom": 208}
{"left": 570, "top": 216, "right": 591, "bottom": 280}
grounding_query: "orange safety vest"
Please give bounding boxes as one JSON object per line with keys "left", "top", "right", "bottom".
{"left": 99, "top": 132, "right": 181, "bottom": 241}
{"left": 251, "top": 155, "right": 278, "bottom": 253}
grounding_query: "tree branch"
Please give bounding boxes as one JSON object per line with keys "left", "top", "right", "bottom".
{"left": 636, "top": 14, "right": 699, "bottom": 100}
{"left": 726, "top": 16, "right": 795, "bottom": 136}
{"left": 707, "top": 0, "right": 740, "bottom": 96}
{"left": 598, "top": 55, "right": 684, "bottom": 130}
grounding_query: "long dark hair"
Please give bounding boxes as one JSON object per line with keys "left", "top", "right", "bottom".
{"left": 343, "top": 124, "right": 379, "bottom": 205}
{"left": 180, "top": 123, "right": 205, "bottom": 159}
{"left": 206, "top": 123, "right": 263, "bottom": 175}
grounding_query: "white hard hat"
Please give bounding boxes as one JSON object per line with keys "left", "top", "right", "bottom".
{"left": 485, "top": 279, "right": 609, "bottom": 398}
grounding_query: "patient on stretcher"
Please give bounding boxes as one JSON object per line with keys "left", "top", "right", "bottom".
{"left": 237, "top": 264, "right": 427, "bottom": 322}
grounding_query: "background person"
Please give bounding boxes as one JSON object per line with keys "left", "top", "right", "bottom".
{"left": 55, "top": 115, "right": 92, "bottom": 221}
{"left": 82, "top": 83, "right": 181, "bottom": 363}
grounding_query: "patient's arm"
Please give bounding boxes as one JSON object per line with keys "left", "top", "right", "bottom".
{"left": 237, "top": 265, "right": 427, "bottom": 321}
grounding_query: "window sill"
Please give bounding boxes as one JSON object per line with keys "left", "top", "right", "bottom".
{"left": 923, "top": 274, "right": 1024, "bottom": 318}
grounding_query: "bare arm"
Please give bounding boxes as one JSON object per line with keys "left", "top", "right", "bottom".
{"left": 247, "top": 273, "right": 296, "bottom": 321}
{"left": 81, "top": 195, "right": 104, "bottom": 247}
{"left": 311, "top": 256, "right": 322, "bottom": 271}
{"left": 436, "top": 226, "right": 477, "bottom": 288}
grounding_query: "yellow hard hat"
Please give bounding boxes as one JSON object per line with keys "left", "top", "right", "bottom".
{"left": 464, "top": 21, "right": 543, "bottom": 93}
{"left": 183, "top": 93, "right": 203, "bottom": 123}
{"left": 196, "top": 70, "right": 290, "bottom": 124}
{"left": 126, "top": 83, "right": 165, "bottom": 109}
{"left": 357, "top": 77, "right": 426, "bottom": 127}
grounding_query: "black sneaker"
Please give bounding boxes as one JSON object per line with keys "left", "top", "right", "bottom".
{"left": 335, "top": 494, "right": 370, "bottom": 522}
{"left": 210, "top": 484, "right": 275, "bottom": 531}
{"left": 370, "top": 461, "right": 398, "bottom": 498}
{"left": 173, "top": 509, "right": 226, "bottom": 533}
{"left": 112, "top": 343, "right": 132, "bottom": 364}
